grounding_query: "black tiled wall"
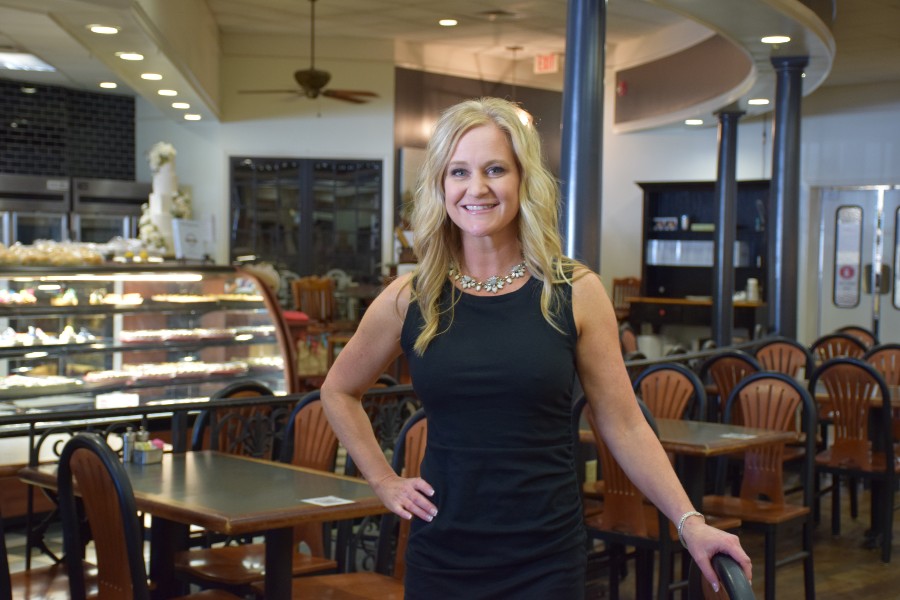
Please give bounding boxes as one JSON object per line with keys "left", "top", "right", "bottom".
{"left": 0, "top": 78, "right": 135, "bottom": 179}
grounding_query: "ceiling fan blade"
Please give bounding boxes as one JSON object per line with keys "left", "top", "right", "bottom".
{"left": 322, "top": 89, "right": 379, "bottom": 103}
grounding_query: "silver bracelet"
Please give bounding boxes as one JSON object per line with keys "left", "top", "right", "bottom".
{"left": 677, "top": 510, "right": 705, "bottom": 548}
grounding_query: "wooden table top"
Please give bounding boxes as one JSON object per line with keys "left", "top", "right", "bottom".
{"left": 19, "top": 450, "right": 387, "bottom": 536}
{"left": 580, "top": 418, "right": 795, "bottom": 456}
{"left": 654, "top": 418, "right": 795, "bottom": 456}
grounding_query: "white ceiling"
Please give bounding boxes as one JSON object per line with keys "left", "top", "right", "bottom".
{"left": 0, "top": 0, "right": 897, "bottom": 126}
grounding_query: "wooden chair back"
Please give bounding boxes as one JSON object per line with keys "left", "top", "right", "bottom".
{"left": 810, "top": 358, "right": 892, "bottom": 468}
{"left": 700, "top": 351, "right": 761, "bottom": 423}
{"left": 836, "top": 325, "right": 877, "bottom": 348}
{"left": 292, "top": 276, "right": 337, "bottom": 323}
{"left": 393, "top": 411, "right": 427, "bottom": 580}
{"left": 581, "top": 396, "right": 658, "bottom": 536}
{"left": 632, "top": 362, "right": 707, "bottom": 421}
{"left": 863, "top": 343, "right": 900, "bottom": 439}
{"left": 611, "top": 277, "right": 640, "bottom": 321}
{"left": 58, "top": 434, "right": 241, "bottom": 600}
{"left": 864, "top": 343, "right": 900, "bottom": 386}
{"left": 191, "top": 381, "right": 281, "bottom": 459}
{"left": 755, "top": 337, "right": 814, "bottom": 379}
{"left": 619, "top": 322, "right": 638, "bottom": 355}
{"left": 809, "top": 332, "right": 867, "bottom": 364}
{"left": 280, "top": 391, "right": 341, "bottom": 558}
{"left": 722, "top": 373, "right": 816, "bottom": 505}
{"left": 58, "top": 433, "right": 149, "bottom": 600}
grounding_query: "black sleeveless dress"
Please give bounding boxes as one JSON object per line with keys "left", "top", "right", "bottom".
{"left": 400, "top": 277, "right": 587, "bottom": 599}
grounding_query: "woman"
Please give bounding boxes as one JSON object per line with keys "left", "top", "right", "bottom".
{"left": 320, "top": 97, "right": 750, "bottom": 598}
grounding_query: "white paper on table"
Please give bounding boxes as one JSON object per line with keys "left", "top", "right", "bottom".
{"left": 301, "top": 495, "right": 356, "bottom": 507}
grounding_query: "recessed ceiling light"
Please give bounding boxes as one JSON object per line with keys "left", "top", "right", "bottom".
{"left": 438, "top": 19, "right": 458, "bottom": 27}
{"left": 685, "top": 119, "right": 703, "bottom": 126}
{"left": 748, "top": 98, "right": 769, "bottom": 105}
{"left": 0, "top": 52, "right": 55, "bottom": 72}
{"left": 99, "top": 82, "right": 118, "bottom": 89}
{"left": 157, "top": 89, "right": 177, "bottom": 96}
{"left": 141, "top": 73, "right": 162, "bottom": 80}
{"left": 761, "top": 35, "right": 791, "bottom": 44}
{"left": 172, "top": 102, "right": 190, "bottom": 109}
{"left": 115, "top": 52, "right": 144, "bottom": 61}
{"left": 88, "top": 24, "right": 119, "bottom": 35}
{"left": 184, "top": 114, "right": 201, "bottom": 121}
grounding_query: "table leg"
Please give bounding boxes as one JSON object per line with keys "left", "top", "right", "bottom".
{"left": 265, "top": 526, "right": 294, "bottom": 599}
{"left": 149, "top": 517, "right": 189, "bottom": 600}
{"left": 679, "top": 455, "right": 707, "bottom": 508}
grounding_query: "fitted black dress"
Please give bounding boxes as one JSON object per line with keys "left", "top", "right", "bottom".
{"left": 400, "top": 277, "right": 587, "bottom": 599}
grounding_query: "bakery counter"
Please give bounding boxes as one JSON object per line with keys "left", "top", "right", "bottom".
{"left": 0, "top": 263, "right": 297, "bottom": 400}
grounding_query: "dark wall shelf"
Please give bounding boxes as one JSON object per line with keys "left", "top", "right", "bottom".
{"left": 637, "top": 180, "right": 769, "bottom": 299}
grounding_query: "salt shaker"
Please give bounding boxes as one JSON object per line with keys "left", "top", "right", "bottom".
{"left": 122, "top": 426, "right": 134, "bottom": 463}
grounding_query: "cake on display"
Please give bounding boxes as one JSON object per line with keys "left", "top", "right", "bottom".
{"left": 140, "top": 142, "right": 193, "bottom": 254}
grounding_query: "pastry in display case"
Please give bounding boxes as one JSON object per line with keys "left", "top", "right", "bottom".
{"left": 0, "top": 264, "right": 296, "bottom": 410}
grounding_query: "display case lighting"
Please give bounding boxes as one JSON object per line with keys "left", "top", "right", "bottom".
{"left": 16, "top": 273, "right": 204, "bottom": 283}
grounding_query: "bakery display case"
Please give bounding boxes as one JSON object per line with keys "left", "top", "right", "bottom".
{"left": 0, "top": 263, "right": 295, "bottom": 414}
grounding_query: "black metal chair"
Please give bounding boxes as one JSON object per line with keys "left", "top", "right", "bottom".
{"left": 809, "top": 358, "right": 898, "bottom": 563}
{"left": 702, "top": 372, "right": 816, "bottom": 600}
{"left": 57, "top": 432, "right": 240, "bottom": 600}
{"left": 632, "top": 361, "right": 707, "bottom": 421}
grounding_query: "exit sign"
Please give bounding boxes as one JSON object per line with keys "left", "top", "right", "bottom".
{"left": 534, "top": 53, "right": 559, "bottom": 74}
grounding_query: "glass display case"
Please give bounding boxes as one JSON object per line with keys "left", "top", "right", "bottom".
{"left": 0, "top": 264, "right": 295, "bottom": 414}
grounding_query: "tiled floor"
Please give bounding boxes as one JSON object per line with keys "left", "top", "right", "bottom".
{"left": 4, "top": 519, "right": 99, "bottom": 574}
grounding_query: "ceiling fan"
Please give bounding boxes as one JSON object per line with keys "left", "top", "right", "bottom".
{"left": 239, "top": 0, "right": 378, "bottom": 104}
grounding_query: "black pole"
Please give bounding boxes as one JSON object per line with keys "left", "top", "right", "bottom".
{"left": 560, "top": 0, "right": 604, "bottom": 271}
{"left": 767, "top": 56, "right": 808, "bottom": 337}
{"left": 712, "top": 110, "right": 744, "bottom": 347}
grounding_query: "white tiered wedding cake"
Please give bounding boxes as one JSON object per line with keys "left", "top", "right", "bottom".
{"left": 140, "top": 142, "right": 192, "bottom": 254}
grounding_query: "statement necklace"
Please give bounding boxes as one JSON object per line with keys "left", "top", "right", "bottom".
{"left": 449, "top": 261, "right": 527, "bottom": 293}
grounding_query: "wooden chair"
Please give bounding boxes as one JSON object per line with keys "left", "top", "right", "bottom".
{"left": 687, "top": 553, "right": 756, "bottom": 599}
{"left": 809, "top": 332, "right": 867, "bottom": 364}
{"left": 255, "top": 409, "right": 428, "bottom": 599}
{"left": 291, "top": 275, "right": 357, "bottom": 369}
{"left": 807, "top": 332, "right": 869, "bottom": 462}
{"left": 175, "top": 392, "right": 339, "bottom": 594}
{"left": 632, "top": 362, "right": 707, "bottom": 421}
{"left": 863, "top": 342, "right": 900, "bottom": 439}
{"left": 1, "top": 504, "right": 98, "bottom": 599}
{"left": 754, "top": 336, "right": 814, "bottom": 379}
{"left": 190, "top": 380, "right": 284, "bottom": 459}
{"left": 619, "top": 322, "right": 639, "bottom": 355}
{"left": 578, "top": 396, "right": 741, "bottom": 599}
{"left": 836, "top": 325, "right": 878, "bottom": 348}
{"left": 809, "top": 358, "right": 898, "bottom": 563}
{"left": 699, "top": 351, "right": 761, "bottom": 423}
{"left": 611, "top": 277, "right": 640, "bottom": 322}
{"left": 702, "top": 372, "right": 816, "bottom": 600}
{"left": 56, "top": 432, "right": 240, "bottom": 600}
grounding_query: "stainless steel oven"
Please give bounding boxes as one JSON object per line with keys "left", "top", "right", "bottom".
{"left": 0, "top": 173, "right": 70, "bottom": 245}
{"left": 71, "top": 178, "right": 150, "bottom": 243}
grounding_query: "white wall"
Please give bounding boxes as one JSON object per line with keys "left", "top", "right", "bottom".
{"left": 137, "top": 49, "right": 900, "bottom": 344}
{"left": 599, "top": 80, "right": 900, "bottom": 344}
{"left": 136, "top": 34, "right": 396, "bottom": 267}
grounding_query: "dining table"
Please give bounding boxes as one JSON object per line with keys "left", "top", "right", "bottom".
{"left": 581, "top": 418, "right": 796, "bottom": 506}
{"left": 19, "top": 450, "right": 388, "bottom": 600}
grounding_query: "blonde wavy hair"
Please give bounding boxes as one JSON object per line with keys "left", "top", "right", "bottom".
{"left": 407, "top": 97, "right": 580, "bottom": 355}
